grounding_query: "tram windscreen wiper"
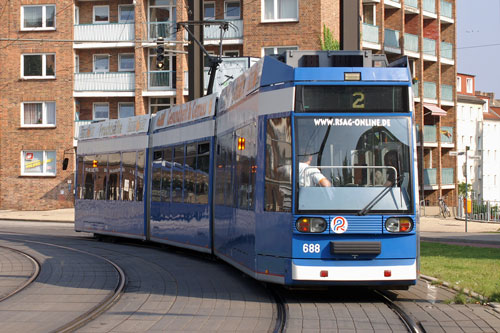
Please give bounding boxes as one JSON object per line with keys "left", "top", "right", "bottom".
{"left": 357, "top": 175, "right": 404, "bottom": 216}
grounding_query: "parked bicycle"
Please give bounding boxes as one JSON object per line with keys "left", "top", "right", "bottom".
{"left": 438, "top": 197, "right": 451, "bottom": 218}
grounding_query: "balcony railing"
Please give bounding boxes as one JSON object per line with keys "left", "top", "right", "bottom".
{"left": 146, "top": 21, "right": 177, "bottom": 41}
{"left": 362, "top": 23, "right": 379, "bottom": 44}
{"left": 74, "top": 72, "right": 135, "bottom": 91}
{"left": 423, "top": 38, "right": 436, "bottom": 56}
{"left": 413, "top": 83, "right": 419, "bottom": 98}
{"left": 440, "top": 0, "right": 452, "bottom": 18}
{"left": 440, "top": 126, "right": 453, "bottom": 144}
{"left": 423, "top": 0, "right": 436, "bottom": 13}
{"left": 384, "top": 29, "right": 400, "bottom": 49}
{"left": 145, "top": 71, "right": 175, "bottom": 90}
{"left": 424, "top": 168, "right": 437, "bottom": 185}
{"left": 404, "top": 33, "right": 419, "bottom": 53}
{"left": 441, "top": 41, "right": 453, "bottom": 59}
{"left": 441, "top": 84, "right": 453, "bottom": 101}
{"left": 184, "top": 70, "right": 214, "bottom": 90}
{"left": 424, "top": 125, "right": 437, "bottom": 143}
{"left": 442, "top": 168, "right": 454, "bottom": 185}
{"left": 74, "top": 23, "right": 135, "bottom": 42}
{"left": 423, "top": 81, "right": 437, "bottom": 99}
{"left": 204, "top": 19, "right": 243, "bottom": 40}
{"left": 405, "top": 0, "right": 418, "bottom": 8}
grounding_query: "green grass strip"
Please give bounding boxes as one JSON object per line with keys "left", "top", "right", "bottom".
{"left": 420, "top": 242, "right": 500, "bottom": 303}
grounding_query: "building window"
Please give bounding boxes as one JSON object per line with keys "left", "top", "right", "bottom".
{"left": 119, "top": 103, "right": 135, "bottom": 118}
{"left": 223, "top": 50, "right": 240, "bottom": 57}
{"left": 456, "top": 76, "right": 461, "bottom": 92}
{"left": 93, "top": 55, "right": 109, "bottom": 72}
{"left": 225, "top": 1, "right": 241, "bottom": 19}
{"left": 119, "top": 54, "right": 135, "bottom": 72}
{"left": 21, "top": 150, "right": 56, "bottom": 176}
{"left": 149, "top": 97, "right": 176, "bottom": 114}
{"left": 22, "top": 54, "right": 55, "bottom": 79}
{"left": 75, "top": 55, "right": 79, "bottom": 73}
{"left": 204, "top": 2, "right": 215, "bottom": 20}
{"left": 93, "top": 6, "right": 109, "bottom": 24}
{"left": 362, "top": 4, "right": 376, "bottom": 25}
{"left": 263, "top": 0, "right": 298, "bottom": 21}
{"left": 75, "top": 6, "right": 79, "bottom": 25}
{"left": 466, "top": 78, "right": 473, "bottom": 93}
{"left": 119, "top": 5, "right": 135, "bottom": 23}
{"left": 263, "top": 46, "right": 298, "bottom": 56}
{"left": 21, "top": 5, "right": 55, "bottom": 30}
{"left": 93, "top": 103, "right": 109, "bottom": 120}
{"left": 21, "top": 102, "right": 56, "bottom": 127}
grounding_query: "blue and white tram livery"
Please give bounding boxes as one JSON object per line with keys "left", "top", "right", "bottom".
{"left": 74, "top": 50, "right": 419, "bottom": 288}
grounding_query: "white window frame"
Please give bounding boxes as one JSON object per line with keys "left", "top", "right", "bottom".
{"left": 149, "top": 97, "right": 175, "bottom": 114}
{"left": 93, "top": 54, "right": 110, "bottom": 73}
{"left": 262, "top": 0, "right": 299, "bottom": 22}
{"left": 118, "top": 53, "right": 135, "bottom": 72}
{"left": 75, "top": 55, "right": 79, "bottom": 73}
{"left": 21, "top": 53, "right": 56, "bottom": 79}
{"left": 456, "top": 76, "right": 461, "bottom": 92}
{"left": 262, "top": 46, "right": 298, "bottom": 57}
{"left": 466, "top": 78, "right": 473, "bottom": 93}
{"left": 21, "top": 5, "right": 56, "bottom": 31}
{"left": 118, "top": 102, "right": 135, "bottom": 118}
{"left": 75, "top": 6, "right": 79, "bottom": 25}
{"left": 204, "top": 1, "right": 216, "bottom": 20}
{"left": 362, "top": 4, "right": 376, "bottom": 25}
{"left": 93, "top": 102, "right": 109, "bottom": 120}
{"left": 21, "top": 150, "right": 57, "bottom": 176}
{"left": 118, "top": 4, "right": 135, "bottom": 23}
{"left": 223, "top": 50, "right": 240, "bottom": 57}
{"left": 21, "top": 101, "right": 56, "bottom": 128}
{"left": 225, "top": 1, "right": 241, "bottom": 19}
{"left": 93, "top": 5, "right": 110, "bottom": 24}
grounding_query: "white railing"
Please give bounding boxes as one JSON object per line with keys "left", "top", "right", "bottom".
{"left": 204, "top": 19, "right": 243, "bottom": 40}
{"left": 74, "top": 23, "right": 135, "bottom": 42}
{"left": 74, "top": 72, "right": 135, "bottom": 91}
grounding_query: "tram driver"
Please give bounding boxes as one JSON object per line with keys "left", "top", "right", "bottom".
{"left": 298, "top": 154, "right": 332, "bottom": 187}
{"left": 383, "top": 150, "right": 400, "bottom": 187}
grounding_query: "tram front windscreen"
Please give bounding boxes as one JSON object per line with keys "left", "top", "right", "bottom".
{"left": 295, "top": 116, "right": 413, "bottom": 214}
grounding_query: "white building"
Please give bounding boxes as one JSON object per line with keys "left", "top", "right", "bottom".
{"left": 481, "top": 106, "right": 500, "bottom": 202}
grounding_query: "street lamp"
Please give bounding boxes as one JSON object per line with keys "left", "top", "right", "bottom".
{"left": 456, "top": 146, "right": 470, "bottom": 232}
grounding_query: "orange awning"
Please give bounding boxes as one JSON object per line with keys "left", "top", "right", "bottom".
{"left": 424, "top": 104, "right": 447, "bottom": 117}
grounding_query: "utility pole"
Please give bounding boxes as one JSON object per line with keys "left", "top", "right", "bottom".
{"left": 340, "top": 0, "right": 360, "bottom": 50}
{"left": 187, "top": 0, "right": 204, "bottom": 101}
{"left": 465, "top": 146, "right": 469, "bottom": 232}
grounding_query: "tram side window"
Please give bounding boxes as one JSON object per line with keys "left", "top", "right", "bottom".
{"left": 152, "top": 150, "right": 162, "bottom": 202}
{"left": 265, "top": 117, "right": 292, "bottom": 212}
{"left": 122, "top": 152, "right": 136, "bottom": 201}
{"left": 195, "top": 142, "right": 210, "bottom": 204}
{"left": 136, "top": 150, "right": 145, "bottom": 202}
{"left": 76, "top": 156, "right": 84, "bottom": 199}
{"left": 236, "top": 124, "right": 256, "bottom": 210}
{"left": 83, "top": 155, "right": 96, "bottom": 199}
{"left": 94, "top": 154, "right": 108, "bottom": 200}
{"left": 172, "top": 145, "right": 185, "bottom": 203}
{"left": 161, "top": 148, "right": 172, "bottom": 202}
{"left": 215, "top": 133, "right": 234, "bottom": 207}
{"left": 106, "top": 153, "right": 120, "bottom": 200}
{"left": 185, "top": 143, "right": 197, "bottom": 203}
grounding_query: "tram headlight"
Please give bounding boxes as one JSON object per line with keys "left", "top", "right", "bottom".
{"left": 296, "top": 217, "right": 327, "bottom": 233}
{"left": 385, "top": 217, "right": 413, "bottom": 233}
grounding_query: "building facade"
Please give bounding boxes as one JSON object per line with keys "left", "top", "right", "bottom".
{"left": 0, "top": 0, "right": 455, "bottom": 210}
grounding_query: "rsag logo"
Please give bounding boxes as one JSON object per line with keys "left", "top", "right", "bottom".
{"left": 332, "top": 217, "right": 348, "bottom": 234}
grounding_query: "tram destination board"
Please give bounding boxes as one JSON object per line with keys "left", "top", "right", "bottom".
{"left": 295, "top": 85, "right": 409, "bottom": 113}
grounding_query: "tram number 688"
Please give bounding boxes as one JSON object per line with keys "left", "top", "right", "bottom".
{"left": 303, "top": 243, "right": 321, "bottom": 253}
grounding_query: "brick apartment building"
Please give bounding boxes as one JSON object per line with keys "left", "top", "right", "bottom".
{"left": 0, "top": 0, "right": 455, "bottom": 210}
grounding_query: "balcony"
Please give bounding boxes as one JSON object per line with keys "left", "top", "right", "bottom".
{"left": 145, "top": 21, "right": 177, "bottom": 42}
{"left": 423, "top": 82, "right": 437, "bottom": 102}
{"left": 184, "top": 70, "right": 210, "bottom": 93}
{"left": 440, "top": 41, "right": 454, "bottom": 65}
{"left": 74, "top": 23, "right": 135, "bottom": 48}
{"left": 384, "top": 29, "right": 400, "bottom": 53}
{"left": 384, "top": 0, "right": 401, "bottom": 9}
{"left": 362, "top": 23, "right": 380, "bottom": 49}
{"left": 424, "top": 168, "right": 437, "bottom": 186}
{"left": 440, "top": 0, "right": 454, "bottom": 23}
{"left": 441, "top": 84, "right": 453, "bottom": 106}
{"left": 74, "top": 72, "right": 135, "bottom": 97}
{"left": 441, "top": 168, "right": 454, "bottom": 188}
{"left": 440, "top": 126, "right": 454, "bottom": 147}
{"left": 413, "top": 83, "right": 419, "bottom": 100}
{"left": 423, "top": 125, "right": 437, "bottom": 145}
{"left": 404, "top": 33, "right": 419, "bottom": 57}
{"left": 422, "top": 0, "right": 437, "bottom": 18}
{"left": 405, "top": 0, "right": 419, "bottom": 11}
{"left": 143, "top": 71, "right": 176, "bottom": 95}
{"left": 423, "top": 38, "right": 437, "bottom": 61}
{"left": 204, "top": 19, "right": 243, "bottom": 44}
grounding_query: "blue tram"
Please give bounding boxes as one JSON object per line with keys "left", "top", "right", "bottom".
{"left": 75, "top": 51, "right": 419, "bottom": 288}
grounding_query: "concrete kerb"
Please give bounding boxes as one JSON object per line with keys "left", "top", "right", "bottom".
{"left": 0, "top": 209, "right": 74, "bottom": 223}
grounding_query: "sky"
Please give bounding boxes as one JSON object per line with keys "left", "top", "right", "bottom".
{"left": 457, "top": 0, "right": 500, "bottom": 96}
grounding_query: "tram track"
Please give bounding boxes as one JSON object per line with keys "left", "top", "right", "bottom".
{"left": 375, "top": 289, "right": 424, "bottom": 333}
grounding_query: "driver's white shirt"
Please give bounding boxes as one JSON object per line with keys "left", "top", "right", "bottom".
{"left": 299, "top": 162, "right": 325, "bottom": 187}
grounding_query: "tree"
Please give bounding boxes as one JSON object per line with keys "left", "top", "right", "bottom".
{"left": 320, "top": 25, "right": 340, "bottom": 51}
{"left": 458, "top": 182, "right": 471, "bottom": 197}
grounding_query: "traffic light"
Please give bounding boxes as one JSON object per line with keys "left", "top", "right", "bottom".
{"left": 237, "top": 137, "right": 245, "bottom": 150}
{"left": 156, "top": 37, "right": 165, "bottom": 69}
{"left": 92, "top": 160, "right": 98, "bottom": 168}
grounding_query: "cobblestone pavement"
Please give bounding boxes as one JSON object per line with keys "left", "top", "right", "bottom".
{"left": 0, "top": 246, "right": 36, "bottom": 300}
